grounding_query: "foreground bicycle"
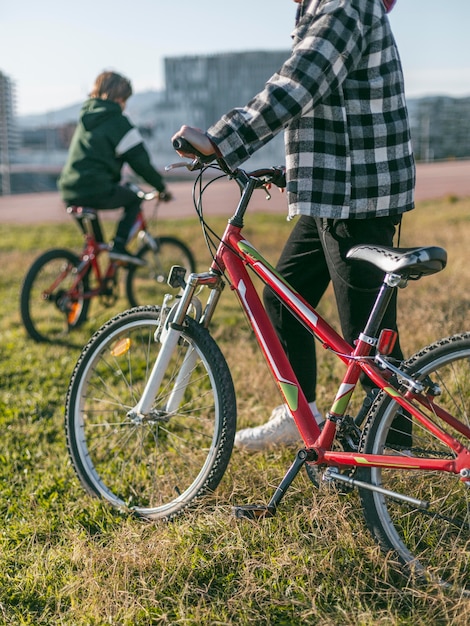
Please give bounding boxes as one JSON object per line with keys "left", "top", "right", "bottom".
{"left": 20, "top": 184, "right": 196, "bottom": 342}
{"left": 65, "top": 141, "right": 470, "bottom": 594}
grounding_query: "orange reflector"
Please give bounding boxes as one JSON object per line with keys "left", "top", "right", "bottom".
{"left": 67, "top": 302, "right": 80, "bottom": 325}
{"left": 110, "top": 338, "right": 132, "bottom": 357}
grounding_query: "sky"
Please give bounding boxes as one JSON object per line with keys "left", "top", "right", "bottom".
{"left": 1, "top": 0, "right": 470, "bottom": 117}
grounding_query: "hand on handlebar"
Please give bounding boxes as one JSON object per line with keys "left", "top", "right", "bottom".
{"left": 158, "top": 190, "right": 173, "bottom": 202}
{"left": 171, "top": 125, "right": 217, "bottom": 159}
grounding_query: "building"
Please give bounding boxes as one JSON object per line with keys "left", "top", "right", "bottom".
{"left": 407, "top": 96, "right": 470, "bottom": 162}
{"left": 0, "top": 70, "right": 18, "bottom": 195}
{"left": 149, "top": 50, "right": 290, "bottom": 167}
{"left": 164, "top": 50, "right": 289, "bottom": 127}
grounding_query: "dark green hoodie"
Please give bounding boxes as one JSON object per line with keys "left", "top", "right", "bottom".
{"left": 58, "top": 98, "right": 165, "bottom": 203}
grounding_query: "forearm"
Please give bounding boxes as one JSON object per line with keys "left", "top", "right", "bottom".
{"left": 126, "top": 148, "right": 166, "bottom": 191}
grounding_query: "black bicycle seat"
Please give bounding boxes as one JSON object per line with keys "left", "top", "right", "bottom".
{"left": 66, "top": 206, "right": 99, "bottom": 219}
{"left": 346, "top": 245, "right": 447, "bottom": 279}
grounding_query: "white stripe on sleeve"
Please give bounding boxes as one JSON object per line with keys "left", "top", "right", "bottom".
{"left": 115, "top": 127, "right": 143, "bottom": 156}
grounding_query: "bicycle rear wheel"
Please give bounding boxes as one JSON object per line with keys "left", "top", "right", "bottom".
{"left": 20, "top": 248, "right": 90, "bottom": 342}
{"left": 65, "top": 306, "right": 236, "bottom": 520}
{"left": 126, "top": 236, "right": 196, "bottom": 307}
{"left": 360, "top": 333, "right": 470, "bottom": 594}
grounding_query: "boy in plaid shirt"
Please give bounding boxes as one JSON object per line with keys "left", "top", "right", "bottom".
{"left": 173, "top": 0, "right": 414, "bottom": 450}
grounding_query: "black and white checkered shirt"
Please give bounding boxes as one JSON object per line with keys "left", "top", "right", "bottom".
{"left": 207, "top": 0, "right": 415, "bottom": 220}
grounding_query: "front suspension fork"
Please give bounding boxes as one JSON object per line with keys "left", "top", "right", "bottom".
{"left": 129, "top": 270, "right": 224, "bottom": 418}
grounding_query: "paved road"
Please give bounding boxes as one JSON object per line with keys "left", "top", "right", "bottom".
{"left": 1, "top": 159, "right": 469, "bottom": 224}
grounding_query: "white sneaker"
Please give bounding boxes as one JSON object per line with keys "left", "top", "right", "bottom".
{"left": 234, "top": 402, "right": 322, "bottom": 451}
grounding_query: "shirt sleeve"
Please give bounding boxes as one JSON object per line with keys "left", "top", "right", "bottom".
{"left": 207, "top": 1, "right": 364, "bottom": 168}
{"left": 121, "top": 141, "right": 166, "bottom": 192}
{"left": 115, "top": 127, "right": 144, "bottom": 156}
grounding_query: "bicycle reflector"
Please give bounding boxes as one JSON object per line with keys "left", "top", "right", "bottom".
{"left": 110, "top": 338, "right": 132, "bottom": 357}
{"left": 377, "top": 329, "right": 397, "bottom": 355}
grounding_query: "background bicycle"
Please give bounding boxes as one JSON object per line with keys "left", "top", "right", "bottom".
{"left": 20, "top": 184, "right": 196, "bottom": 343}
{"left": 64, "top": 151, "right": 469, "bottom": 595}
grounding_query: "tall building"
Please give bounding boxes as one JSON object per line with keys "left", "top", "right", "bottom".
{"left": 150, "top": 50, "right": 290, "bottom": 167}
{"left": 0, "top": 70, "right": 18, "bottom": 195}
{"left": 164, "top": 50, "right": 289, "bottom": 127}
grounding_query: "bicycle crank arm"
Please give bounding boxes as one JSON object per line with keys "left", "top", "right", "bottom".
{"left": 325, "top": 469, "right": 430, "bottom": 509}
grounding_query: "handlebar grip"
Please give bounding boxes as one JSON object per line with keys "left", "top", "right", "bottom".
{"left": 173, "top": 137, "right": 203, "bottom": 157}
{"left": 172, "top": 137, "right": 190, "bottom": 151}
{"left": 172, "top": 137, "right": 216, "bottom": 164}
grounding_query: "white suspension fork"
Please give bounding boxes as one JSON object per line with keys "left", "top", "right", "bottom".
{"left": 130, "top": 270, "right": 223, "bottom": 418}
{"left": 164, "top": 346, "right": 198, "bottom": 414}
{"left": 130, "top": 325, "right": 182, "bottom": 416}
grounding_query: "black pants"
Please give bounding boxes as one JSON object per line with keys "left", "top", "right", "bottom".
{"left": 79, "top": 185, "right": 142, "bottom": 243}
{"left": 263, "top": 215, "right": 403, "bottom": 403}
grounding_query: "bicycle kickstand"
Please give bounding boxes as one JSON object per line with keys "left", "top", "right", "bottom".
{"left": 233, "top": 448, "right": 315, "bottom": 520}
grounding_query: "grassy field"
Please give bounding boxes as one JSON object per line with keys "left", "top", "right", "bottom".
{"left": 0, "top": 195, "right": 470, "bottom": 624}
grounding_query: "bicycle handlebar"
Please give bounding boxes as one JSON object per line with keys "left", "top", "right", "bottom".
{"left": 170, "top": 137, "right": 287, "bottom": 189}
{"left": 126, "top": 182, "right": 167, "bottom": 202}
{"left": 248, "top": 166, "right": 286, "bottom": 190}
{"left": 172, "top": 137, "right": 216, "bottom": 164}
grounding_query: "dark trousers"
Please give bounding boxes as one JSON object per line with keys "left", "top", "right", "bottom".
{"left": 263, "top": 215, "right": 403, "bottom": 403}
{"left": 82, "top": 185, "right": 142, "bottom": 243}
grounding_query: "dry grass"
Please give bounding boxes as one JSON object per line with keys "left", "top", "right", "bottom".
{"left": 0, "top": 195, "right": 469, "bottom": 624}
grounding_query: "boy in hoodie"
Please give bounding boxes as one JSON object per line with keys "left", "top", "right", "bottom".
{"left": 58, "top": 71, "right": 172, "bottom": 265}
{"left": 172, "top": 0, "right": 413, "bottom": 450}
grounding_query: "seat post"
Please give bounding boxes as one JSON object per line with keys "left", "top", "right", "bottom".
{"left": 90, "top": 213, "right": 105, "bottom": 243}
{"left": 81, "top": 214, "right": 95, "bottom": 238}
{"left": 361, "top": 273, "right": 401, "bottom": 341}
{"left": 68, "top": 206, "right": 105, "bottom": 243}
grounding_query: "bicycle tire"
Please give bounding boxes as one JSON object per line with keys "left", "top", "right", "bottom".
{"left": 126, "top": 236, "right": 196, "bottom": 307}
{"left": 359, "top": 333, "right": 470, "bottom": 594}
{"left": 20, "top": 248, "right": 90, "bottom": 342}
{"left": 65, "top": 305, "right": 237, "bottom": 520}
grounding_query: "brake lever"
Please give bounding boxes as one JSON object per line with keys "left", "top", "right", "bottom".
{"left": 263, "top": 185, "right": 272, "bottom": 201}
{"left": 165, "top": 159, "right": 201, "bottom": 172}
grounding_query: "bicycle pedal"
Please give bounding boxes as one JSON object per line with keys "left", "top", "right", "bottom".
{"left": 233, "top": 505, "right": 276, "bottom": 520}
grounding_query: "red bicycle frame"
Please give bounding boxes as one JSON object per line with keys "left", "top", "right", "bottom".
{"left": 59, "top": 207, "right": 148, "bottom": 302}
{"left": 210, "top": 218, "right": 470, "bottom": 478}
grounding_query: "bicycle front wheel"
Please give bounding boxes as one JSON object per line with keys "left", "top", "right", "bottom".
{"left": 20, "top": 248, "right": 90, "bottom": 342}
{"left": 126, "top": 236, "right": 196, "bottom": 306}
{"left": 65, "top": 306, "right": 237, "bottom": 520}
{"left": 360, "top": 333, "right": 470, "bottom": 594}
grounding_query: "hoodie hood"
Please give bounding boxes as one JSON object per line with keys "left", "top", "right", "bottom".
{"left": 79, "top": 98, "right": 122, "bottom": 131}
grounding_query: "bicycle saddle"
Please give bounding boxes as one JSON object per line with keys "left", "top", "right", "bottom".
{"left": 346, "top": 245, "right": 447, "bottom": 279}
{"left": 66, "top": 206, "right": 98, "bottom": 219}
